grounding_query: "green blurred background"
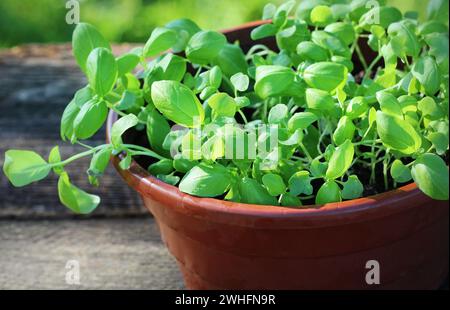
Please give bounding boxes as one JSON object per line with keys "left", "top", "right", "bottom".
{"left": 0, "top": 0, "right": 436, "bottom": 49}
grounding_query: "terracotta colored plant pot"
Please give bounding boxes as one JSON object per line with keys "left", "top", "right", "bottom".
{"left": 106, "top": 21, "right": 449, "bottom": 290}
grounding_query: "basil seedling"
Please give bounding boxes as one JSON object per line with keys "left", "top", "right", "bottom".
{"left": 2, "top": 0, "right": 449, "bottom": 214}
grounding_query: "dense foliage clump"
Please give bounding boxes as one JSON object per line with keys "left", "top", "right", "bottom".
{"left": 3, "top": 0, "right": 449, "bottom": 213}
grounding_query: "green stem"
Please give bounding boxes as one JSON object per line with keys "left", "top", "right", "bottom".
{"left": 363, "top": 54, "right": 382, "bottom": 80}
{"left": 299, "top": 142, "right": 313, "bottom": 161}
{"left": 123, "top": 144, "right": 167, "bottom": 160}
{"left": 50, "top": 145, "right": 109, "bottom": 168}
{"left": 238, "top": 109, "right": 248, "bottom": 124}
{"left": 355, "top": 44, "right": 369, "bottom": 72}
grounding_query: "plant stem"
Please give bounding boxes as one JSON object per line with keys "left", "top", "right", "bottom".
{"left": 123, "top": 144, "right": 167, "bottom": 160}
{"left": 50, "top": 145, "right": 109, "bottom": 168}
{"left": 299, "top": 142, "right": 313, "bottom": 161}
{"left": 355, "top": 44, "right": 369, "bottom": 72}
{"left": 363, "top": 54, "right": 382, "bottom": 80}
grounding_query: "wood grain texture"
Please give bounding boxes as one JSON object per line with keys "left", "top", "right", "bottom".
{"left": 0, "top": 44, "right": 148, "bottom": 219}
{"left": 0, "top": 218, "right": 184, "bottom": 289}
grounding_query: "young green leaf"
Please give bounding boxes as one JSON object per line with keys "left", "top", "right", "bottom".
{"left": 326, "top": 139, "right": 354, "bottom": 180}
{"left": 296, "top": 41, "right": 329, "bottom": 62}
{"left": 341, "top": 175, "right": 364, "bottom": 200}
{"left": 303, "top": 62, "right": 348, "bottom": 92}
{"left": 310, "top": 5, "right": 334, "bottom": 27}
{"left": 73, "top": 99, "right": 108, "bottom": 140}
{"left": 230, "top": 72, "right": 249, "bottom": 92}
{"left": 390, "top": 159, "right": 412, "bottom": 183}
{"left": 186, "top": 31, "right": 227, "bottom": 65}
{"left": 376, "top": 111, "right": 422, "bottom": 155}
{"left": 58, "top": 172, "right": 100, "bottom": 214}
{"left": 117, "top": 53, "right": 140, "bottom": 76}
{"left": 48, "top": 146, "right": 64, "bottom": 175}
{"left": 165, "top": 18, "right": 201, "bottom": 53}
{"left": 333, "top": 116, "right": 355, "bottom": 145}
{"left": 280, "top": 193, "right": 303, "bottom": 207}
{"left": 72, "top": 23, "right": 111, "bottom": 73}
{"left": 255, "top": 65, "right": 296, "bottom": 99}
{"left": 3, "top": 150, "right": 51, "bottom": 187}
{"left": 268, "top": 104, "right": 288, "bottom": 124}
{"left": 151, "top": 80, "right": 205, "bottom": 128}
{"left": 88, "top": 147, "right": 112, "bottom": 186}
{"left": 111, "top": 114, "right": 139, "bottom": 149}
{"left": 238, "top": 177, "right": 278, "bottom": 206}
{"left": 288, "top": 171, "right": 313, "bottom": 196}
{"left": 288, "top": 112, "right": 318, "bottom": 131}
{"left": 143, "top": 27, "right": 178, "bottom": 58}
{"left": 60, "top": 99, "right": 81, "bottom": 141}
{"left": 148, "top": 159, "right": 174, "bottom": 176}
{"left": 376, "top": 92, "right": 403, "bottom": 117}
{"left": 179, "top": 163, "right": 232, "bottom": 197}
{"left": 213, "top": 43, "right": 248, "bottom": 77}
{"left": 251, "top": 24, "right": 278, "bottom": 40}
{"left": 305, "top": 88, "right": 335, "bottom": 111}
{"left": 207, "top": 93, "right": 237, "bottom": 118}
{"left": 411, "top": 153, "right": 449, "bottom": 200}
{"left": 316, "top": 180, "right": 342, "bottom": 205}
{"left": 86, "top": 47, "right": 118, "bottom": 97}
{"left": 146, "top": 107, "right": 171, "bottom": 157}
{"left": 262, "top": 173, "right": 286, "bottom": 196}
{"left": 411, "top": 56, "right": 441, "bottom": 96}
{"left": 324, "top": 22, "right": 355, "bottom": 46}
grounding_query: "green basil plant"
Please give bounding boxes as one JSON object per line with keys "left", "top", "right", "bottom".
{"left": 3, "top": 0, "right": 449, "bottom": 213}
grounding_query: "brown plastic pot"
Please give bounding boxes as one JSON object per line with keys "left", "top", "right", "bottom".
{"left": 106, "top": 21, "right": 449, "bottom": 290}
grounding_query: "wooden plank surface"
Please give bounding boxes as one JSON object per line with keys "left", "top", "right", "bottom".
{"left": 0, "top": 44, "right": 148, "bottom": 218}
{"left": 0, "top": 218, "right": 184, "bottom": 289}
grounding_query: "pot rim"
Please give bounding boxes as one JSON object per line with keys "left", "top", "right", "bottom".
{"left": 105, "top": 20, "right": 439, "bottom": 227}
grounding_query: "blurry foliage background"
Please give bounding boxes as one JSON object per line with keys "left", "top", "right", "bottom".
{"left": 0, "top": 0, "right": 439, "bottom": 48}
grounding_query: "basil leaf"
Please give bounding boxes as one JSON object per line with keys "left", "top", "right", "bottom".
{"left": 111, "top": 114, "right": 139, "bottom": 149}
{"left": 342, "top": 175, "right": 364, "bottom": 200}
{"left": 411, "top": 154, "right": 449, "bottom": 201}
{"left": 88, "top": 147, "right": 112, "bottom": 186}
{"left": 58, "top": 172, "right": 100, "bottom": 214}
{"left": 316, "top": 180, "right": 342, "bottom": 205}
{"left": 165, "top": 18, "right": 201, "bottom": 53}
{"left": 186, "top": 30, "right": 227, "bottom": 65}
{"left": 376, "top": 111, "right": 422, "bottom": 155}
{"left": 276, "top": 22, "right": 311, "bottom": 52}
{"left": 238, "top": 177, "right": 278, "bottom": 206}
{"left": 72, "top": 23, "right": 111, "bottom": 73}
{"left": 388, "top": 20, "right": 420, "bottom": 58}
{"left": 230, "top": 72, "right": 249, "bottom": 92}
{"left": 3, "top": 150, "right": 51, "bottom": 187}
{"left": 179, "top": 163, "right": 232, "bottom": 197}
{"left": 48, "top": 146, "right": 64, "bottom": 175}
{"left": 151, "top": 80, "right": 205, "bottom": 128}
{"left": 288, "top": 112, "right": 318, "bottom": 131}
{"left": 268, "top": 104, "right": 288, "bottom": 124}
{"left": 280, "top": 193, "right": 303, "bottom": 207}
{"left": 288, "top": 171, "right": 313, "bottom": 196}
{"left": 73, "top": 99, "right": 108, "bottom": 140}
{"left": 213, "top": 43, "right": 248, "bottom": 77}
{"left": 117, "top": 53, "right": 140, "bottom": 77}
{"left": 376, "top": 91, "right": 403, "bottom": 117}
{"left": 359, "top": 6, "right": 402, "bottom": 30}
{"left": 333, "top": 116, "right": 356, "bottom": 146}
{"left": 411, "top": 56, "right": 441, "bottom": 96}
{"left": 60, "top": 99, "right": 81, "bottom": 141}
{"left": 86, "top": 47, "right": 118, "bottom": 97}
{"left": 324, "top": 22, "right": 355, "bottom": 46}
{"left": 303, "top": 62, "right": 348, "bottom": 92}
{"left": 143, "top": 27, "right": 178, "bottom": 58}
{"left": 148, "top": 159, "right": 174, "bottom": 176}
{"left": 262, "top": 173, "right": 286, "bottom": 196}
{"left": 255, "top": 65, "right": 296, "bottom": 99}
{"left": 310, "top": 5, "right": 334, "bottom": 27}
{"left": 296, "top": 41, "right": 329, "bottom": 62}
{"left": 311, "top": 31, "right": 351, "bottom": 58}
{"left": 326, "top": 139, "right": 354, "bottom": 180}
{"left": 427, "top": 132, "right": 448, "bottom": 155}
{"left": 390, "top": 159, "right": 412, "bottom": 183}
{"left": 207, "top": 93, "right": 237, "bottom": 118}
{"left": 346, "top": 96, "right": 368, "bottom": 119}
{"left": 146, "top": 107, "right": 171, "bottom": 157}
{"left": 305, "top": 88, "right": 335, "bottom": 111}
{"left": 251, "top": 24, "right": 278, "bottom": 40}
